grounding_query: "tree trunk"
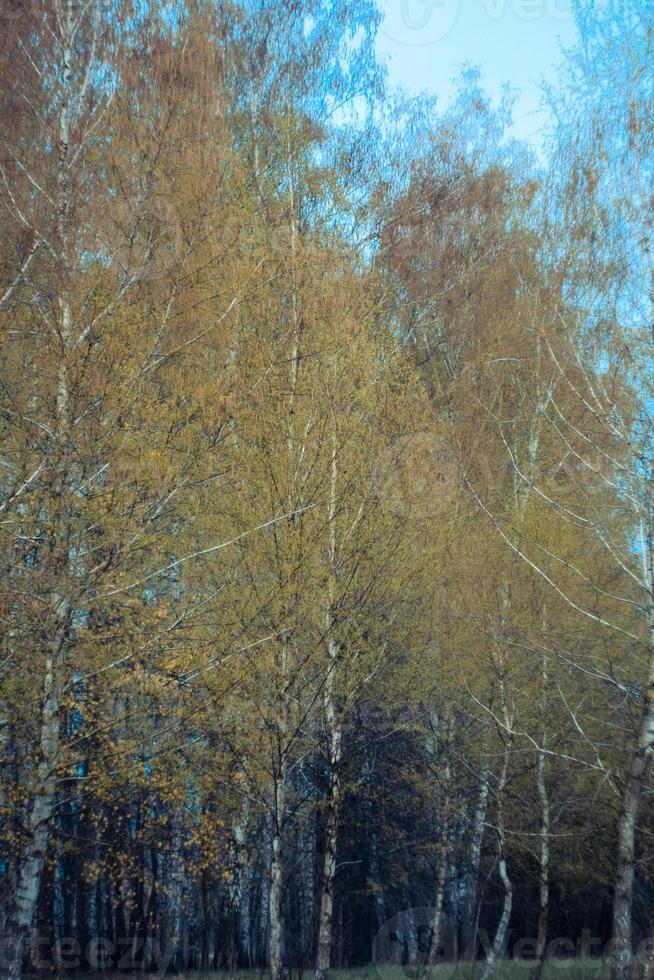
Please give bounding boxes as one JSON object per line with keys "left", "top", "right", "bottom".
{"left": 314, "top": 763, "right": 340, "bottom": 980}
{"left": 3, "top": 628, "right": 68, "bottom": 980}
{"left": 315, "top": 424, "right": 342, "bottom": 980}
{"left": 228, "top": 805, "right": 250, "bottom": 971}
{"left": 0, "top": 701, "right": 11, "bottom": 942}
{"left": 641, "top": 918, "right": 654, "bottom": 980}
{"left": 269, "top": 780, "right": 286, "bottom": 980}
{"left": 315, "top": 660, "right": 342, "bottom": 980}
{"left": 479, "top": 847, "right": 513, "bottom": 980}
{"left": 422, "top": 718, "right": 453, "bottom": 980}
{"left": 421, "top": 847, "right": 448, "bottom": 980}
{"left": 267, "top": 119, "right": 303, "bottom": 980}
{"left": 530, "top": 652, "right": 551, "bottom": 980}
{"left": 611, "top": 645, "right": 654, "bottom": 980}
{"left": 3, "top": 4, "right": 75, "bottom": 972}
{"left": 529, "top": 747, "right": 550, "bottom": 980}
{"left": 461, "top": 774, "right": 489, "bottom": 959}
{"left": 479, "top": 730, "right": 513, "bottom": 980}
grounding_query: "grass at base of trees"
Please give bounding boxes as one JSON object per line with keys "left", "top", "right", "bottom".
{"left": 88, "top": 961, "right": 608, "bottom": 980}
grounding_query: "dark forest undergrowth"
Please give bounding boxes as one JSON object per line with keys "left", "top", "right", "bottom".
{"left": 62, "top": 962, "right": 611, "bottom": 980}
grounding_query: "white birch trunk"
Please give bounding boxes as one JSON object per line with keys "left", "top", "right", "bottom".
{"left": 611, "top": 528, "right": 654, "bottom": 980}
{"left": 479, "top": 666, "right": 513, "bottom": 980}
{"left": 3, "top": 621, "right": 68, "bottom": 980}
{"left": 421, "top": 847, "right": 448, "bottom": 980}
{"left": 269, "top": 777, "right": 286, "bottom": 980}
{"left": 315, "top": 648, "right": 343, "bottom": 980}
{"left": 610, "top": 651, "right": 654, "bottom": 980}
{"left": 422, "top": 716, "right": 452, "bottom": 980}
{"left": 480, "top": 849, "right": 513, "bottom": 980}
{"left": 0, "top": 700, "right": 11, "bottom": 940}
{"left": 461, "top": 774, "right": 489, "bottom": 959}
{"left": 268, "top": 124, "right": 303, "bottom": 980}
{"left": 530, "top": 745, "right": 551, "bottom": 980}
{"left": 4, "top": 3, "right": 76, "bottom": 973}
{"left": 269, "top": 640, "right": 291, "bottom": 980}
{"left": 229, "top": 805, "right": 250, "bottom": 970}
{"left": 315, "top": 427, "right": 342, "bottom": 980}
{"left": 530, "top": 653, "right": 551, "bottom": 980}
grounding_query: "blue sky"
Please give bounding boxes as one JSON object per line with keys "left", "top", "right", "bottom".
{"left": 375, "top": 0, "right": 578, "bottom": 154}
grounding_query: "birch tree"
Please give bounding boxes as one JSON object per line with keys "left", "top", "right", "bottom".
{"left": 494, "top": 6, "right": 654, "bottom": 978}
{"left": 0, "top": 4, "right": 247, "bottom": 974}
